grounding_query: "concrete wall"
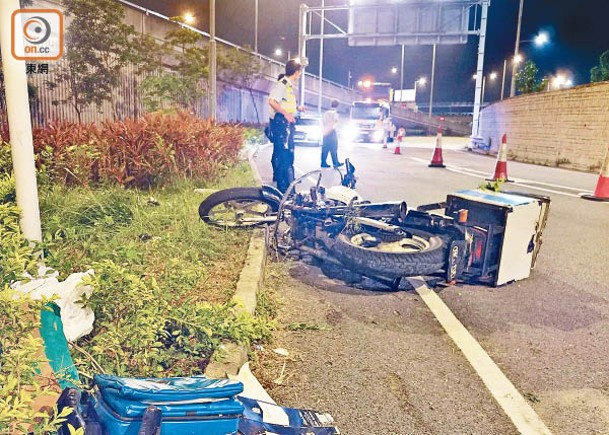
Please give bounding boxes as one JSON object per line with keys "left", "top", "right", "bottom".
{"left": 478, "top": 82, "right": 609, "bottom": 173}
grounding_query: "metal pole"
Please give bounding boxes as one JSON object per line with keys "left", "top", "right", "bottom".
{"left": 470, "top": 0, "right": 489, "bottom": 143}
{"left": 298, "top": 3, "right": 308, "bottom": 105}
{"left": 400, "top": 44, "right": 405, "bottom": 92}
{"left": 317, "top": 0, "right": 324, "bottom": 113}
{"left": 428, "top": 43, "right": 436, "bottom": 118}
{"left": 254, "top": 0, "right": 258, "bottom": 52}
{"left": 481, "top": 76, "right": 486, "bottom": 105}
{"left": 501, "top": 58, "right": 507, "bottom": 100}
{"left": 348, "top": 70, "right": 352, "bottom": 88}
{"left": 0, "top": 0, "right": 43, "bottom": 242}
{"left": 209, "top": 0, "right": 217, "bottom": 119}
{"left": 510, "top": 0, "right": 524, "bottom": 97}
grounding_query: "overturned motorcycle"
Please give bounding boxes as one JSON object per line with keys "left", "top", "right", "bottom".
{"left": 199, "top": 160, "right": 550, "bottom": 289}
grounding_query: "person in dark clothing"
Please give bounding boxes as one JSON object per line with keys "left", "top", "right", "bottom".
{"left": 268, "top": 59, "right": 304, "bottom": 192}
{"left": 321, "top": 99, "right": 342, "bottom": 168}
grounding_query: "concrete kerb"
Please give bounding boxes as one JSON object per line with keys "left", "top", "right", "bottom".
{"left": 204, "top": 141, "right": 269, "bottom": 379}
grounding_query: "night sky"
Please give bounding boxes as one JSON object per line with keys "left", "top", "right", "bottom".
{"left": 132, "top": 0, "right": 609, "bottom": 103}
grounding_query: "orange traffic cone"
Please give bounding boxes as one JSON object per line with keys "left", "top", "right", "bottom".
{"left": 582, "top": 145, "right": 609, "bottom": 201}
{"left": 487, "top": 134, "right": 512, "bottom": 182}
{"left": 394, "top": 128, "right": 405, "bottom": 155}
{"left": 428, "top": 126, "right": 446, "bottom": 168}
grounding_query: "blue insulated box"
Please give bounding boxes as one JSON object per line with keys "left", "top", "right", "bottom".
{"left": 90, "top": 374, "right": 244, "bottom": 435}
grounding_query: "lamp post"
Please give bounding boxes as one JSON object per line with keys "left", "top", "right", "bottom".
{"left": 509, "top": 0, "right": 525, "bottom": 97}
{"left": 317, "top": 0, "right": 325, "bottom": 114}
{"left": 501, "top": 59, "right": 507, "bottom": 100}
{"left": 508, "top": 30, "right": 548, "bottom": 98}
{"left": 0, "top": 0, "right": 43, "bottom": 242}
{"left": 414, "top": 77, "right": 426, "bottom": 111}
{"left": 254, "top": 0, "right": 258, "bottom": 52}
{"left": 429, "top": 43, "right": 437, "bottom": 117}
{"left": 400, "top": 44, "right": 405, "bottom": 93}
{"left": 209, "top": 0, "right": 217, "bottom": 119}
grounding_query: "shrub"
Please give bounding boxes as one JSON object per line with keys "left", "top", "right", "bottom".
{"left": 0, "top": 288, "right": 75, "bottom": 434}
{"left": 0, "top": 203, "right": 40, "bottom": 286}
{"left": 74, "top": 260, "right": 273, "bottom": 378}
{"left": 31, "top": 112, "right": 244, "bottom": 189}
{"left": 33, "top": 122, "right": 101, "bottom": 187}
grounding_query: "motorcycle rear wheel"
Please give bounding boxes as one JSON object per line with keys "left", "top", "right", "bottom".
{"left": 198, "top": 188, "right": 280, "bottom": 227}
{"left": 332, "top": 228, "right": 446, "bottom": 279}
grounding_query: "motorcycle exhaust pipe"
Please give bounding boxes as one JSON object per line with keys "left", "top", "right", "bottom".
{"left": 352, "top": 201, "right": 408, "bottom": 222}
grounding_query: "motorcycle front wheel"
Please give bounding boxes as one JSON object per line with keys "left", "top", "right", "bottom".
{"left": 332, "top": 228, "right": 446, "bottom": 279}
{"left": 198, "top": 187, "right": 280, "bottom": 227}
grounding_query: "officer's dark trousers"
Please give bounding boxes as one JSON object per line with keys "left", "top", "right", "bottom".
{"left": 270, "top": 114, "right": 295, "bottom": 193}
{"left": 321, "top": 130, "right": 339, "bottom": 166}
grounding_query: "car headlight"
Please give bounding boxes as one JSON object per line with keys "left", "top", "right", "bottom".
{"left": 339, "top": 123, "right": 357, "bottom": 142}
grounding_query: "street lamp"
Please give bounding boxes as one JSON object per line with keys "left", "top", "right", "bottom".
{"left": 510, "top": 21, "right": 550, "bottom": 98}
{"left": 391, "top": 66, "right": 398, "bottom": 74}
{"left": 534, "top": 31, "right": 549, "bottom": 47}
{"left": 274, "top": 48, "right": 291, "bottom": 60}
{"left": 183, "top": 12, "right": 195, "bottom": 24}
{"left": 414, "top": 77, "right": 426, "bottom": 106}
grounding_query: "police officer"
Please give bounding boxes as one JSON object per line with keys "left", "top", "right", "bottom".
{"left": 268, "top": 59, "right": 304, "bottom": 192}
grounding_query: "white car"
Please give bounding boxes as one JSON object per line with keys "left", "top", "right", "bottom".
{"left": 294, "top": 116, "right": 322, "bottom": 147}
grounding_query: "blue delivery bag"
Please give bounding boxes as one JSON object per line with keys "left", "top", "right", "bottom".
{"left": 90, "top": 374, "right": 244, "bottom": 434}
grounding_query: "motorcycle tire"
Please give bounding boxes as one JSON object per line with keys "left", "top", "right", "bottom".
{"left": 198, "top": 187, "right": 280, "bottom": 228}
{"left": 332, "top": 228, "right": 446, "bottom": 279}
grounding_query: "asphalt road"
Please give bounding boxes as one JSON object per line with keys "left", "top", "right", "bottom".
{"left": 251, "top": 137, "right": 609, "bottom": 434}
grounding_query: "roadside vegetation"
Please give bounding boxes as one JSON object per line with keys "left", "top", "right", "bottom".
{"left": 0, "top": 113, "right": 273, "bottom": 433}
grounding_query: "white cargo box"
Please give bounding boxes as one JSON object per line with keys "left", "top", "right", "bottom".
{"left": 446, "top": 190, "right": 550, "bottom": 286}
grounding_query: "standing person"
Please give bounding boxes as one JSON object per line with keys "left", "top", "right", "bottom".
{"left": 268, "top": 59, "right": 304, "bottom": 192}
{"left": 321, "top": 99, "right": 343, "bottom": 168}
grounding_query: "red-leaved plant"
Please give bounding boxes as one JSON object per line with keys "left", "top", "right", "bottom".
{"left": 26, "top": 112, "right": 243, "bottom": 189}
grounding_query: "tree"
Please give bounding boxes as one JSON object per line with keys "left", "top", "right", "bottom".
{"left": 217, "top": 45, "right": 263, "bottom": 123}
{"left": 50, "top": 0, "right": 143, "bottom": 122}
{"left": 590, "top": 50, "right": 609, "bottom": 83}
{"left": 515, "top": 60, "right": 546, "bottom": 94}
{"left": 140, "top": 21, "right": 208, "bottom": 114}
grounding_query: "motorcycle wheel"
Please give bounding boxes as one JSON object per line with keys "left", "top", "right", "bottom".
{"left": 198, "top": 187, "right": 280, "bottom": 227}
{"left": 332, "top": 228, "right": 446, "bottom": 279}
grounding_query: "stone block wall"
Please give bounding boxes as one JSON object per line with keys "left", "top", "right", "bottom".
{"left": 478, "top": 82, "right": 609, "bottom": 173}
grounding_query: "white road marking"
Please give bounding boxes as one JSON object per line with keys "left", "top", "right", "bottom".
{"left": 408, "top": 278, "right": 553, "bottom": 435}
{"left": 408, "top": 157, "right": 594, "bottom": 198}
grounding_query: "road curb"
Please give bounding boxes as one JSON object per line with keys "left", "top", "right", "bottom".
{"left": 205, "top": 144, "right": 268, "bottom": 379}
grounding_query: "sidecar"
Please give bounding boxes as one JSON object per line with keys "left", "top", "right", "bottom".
{"left": 416, "top": 189, "right": 551, "bottom": 286}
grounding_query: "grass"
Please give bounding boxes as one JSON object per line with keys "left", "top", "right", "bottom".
{"left": 40, "top": 161, "right": 258, "bottom": 305}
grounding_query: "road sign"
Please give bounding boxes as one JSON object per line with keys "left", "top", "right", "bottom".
{"left": 348, "top": 0, "right": 473, "bottom": 47}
